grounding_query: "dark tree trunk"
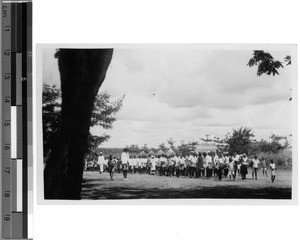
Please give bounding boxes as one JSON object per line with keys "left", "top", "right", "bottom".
{"left": 44, "top": 49, "right": 113, "bottom": 199}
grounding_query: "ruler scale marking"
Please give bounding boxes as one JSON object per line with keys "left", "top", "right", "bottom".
{"left": 2, "top": 2, "right": 12, "bottom": 238}
{"left": 11, "top": 2, "right": 22, "bottom": 239}
{"left": 1, "top": 1, "right": 32, "bottom": 239}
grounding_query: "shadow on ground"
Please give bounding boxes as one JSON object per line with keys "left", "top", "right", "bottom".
{"left": 81, "top": 178, "right": 291, "bottom": 200}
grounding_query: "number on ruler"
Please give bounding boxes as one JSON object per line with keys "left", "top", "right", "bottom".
{"left": 4, "top": 216, "right": 10, "bottom": 222}
{"left": 4, "top": 121, "right": 10, "bottom": 127}
{"left": 3, "top": 50, "right": 10, "bottom": 56}
{"left": 4, "top": 192, "right": 10, "bottom": 198}
{"left": 3, "top": 144, "right": 10, "bottom": 150}
{"left": 4, "top": 98, "right": 10, "bottom": 103}
{"left": 4, "top": 25, "right": 10, "bottom": 32}
{"left": 3, "top": 73, "right": 10, "bottom": 80}
{"left": 4, "top": 167, "right": 11, "bottom": 174}
{"left": 2, "top": 5, "right": 8, "bottom": 18}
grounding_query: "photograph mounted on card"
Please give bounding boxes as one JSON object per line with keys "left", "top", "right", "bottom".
{"left": 36, "top": 44, "right": 297, "bottom": 204}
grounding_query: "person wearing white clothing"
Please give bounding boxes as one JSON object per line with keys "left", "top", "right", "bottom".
{"left": 223, "top": 153, "right": 229, "bottom": 177}
{"left": 217, "top": 154, "right": 225, "bottom": 180}
{"left": 252, "top": 156, "right": 260, "bottom": 180}
{"left": 128, "top": 157, "right": 133, "bottom": 174}
{"left": 270, "top": 160, "right": 276, "bottom": 183}
{"left": 150, "top": 156, "right": 156, "bottom": 174}
{"left": 212, "top": 152, "right": 219, "bottom": 176}
{"left": 121, "top": 148, "right": 130, "bottom": 180}
{"left": 206, "top": 152, "right": 213, "bottom": 178}
{"left": 228, "top": 157, "right": 236, "bottom": 181}
{"left": 132, "top": 157, "right": 138, "bottom": 174}
{"left": 97, "top": 152, "right": 105, "bottom": 174}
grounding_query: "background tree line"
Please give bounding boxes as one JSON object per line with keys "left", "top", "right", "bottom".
{"left": 122, "top": 126, "right": 291, "bottom": 167}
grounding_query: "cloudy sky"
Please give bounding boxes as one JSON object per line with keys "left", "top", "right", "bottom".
{"left": 42, "top": 46, "right": 294, "bottom": 148}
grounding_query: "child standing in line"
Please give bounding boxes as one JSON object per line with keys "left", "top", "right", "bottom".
{"left": 260, "top": 157, "right": 268, "bottom": 177}
{"left": 107, "top": 155, "right": 116, "bottom": 180}
{"left": 252, "top": 156, "right": 260, "bottom": 180}
{"left": 228, "top": 157, "right": 236, "bottom": 181}
{"left": 121, "top": 148, "right": 130, "bottom": 180}
{"left": 270, "top": 160, "right": 276, "bottom": 183}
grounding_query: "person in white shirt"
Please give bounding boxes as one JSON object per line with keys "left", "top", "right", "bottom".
{"left": 252, "top": 156, "right": 260, "bottom": 180}
{"left": 160, "top": 155, "right": 167, "bottom": 176}
{"left": 121, "top": 148, "right": 130, "bottom": 180}
{"left": 174, "top": 155, "right": 181, "bottom": 177}
{"left": 206, "top": 152, "right": 213, "bottom": 178}
{"left": 97, "top": 152, "right": 105, "bottom": 174}
{"left": 228, "top": 157, "right": 236, "bottom": 181}
{"left": 217, "top": 153, "right": 225, "bottom": 181}
{"left": 132, "top": 157, "right": 138, "bottom": 174}
{"left": 150, "top": 155, "right": 156, "bottom": 175}
{"left": 104, "top": 158, "right": 109, "bottom": 172}
{"left": 270, "top": 160, "right": 276, "bottom": 183}
{"left": 232, "top": 153, "right": 240, "bottom": 177}
{"left": 212, "top": 152, "right": 219, "bottom": 177}
{"left": 128, "top": 157, "right": 133, "bottom": 174}
{"left": 260, "top": 157, "right": 268, "bottom": 177}
{"left": 188, "top": 153, "right": 196, "bottom": 178}
{"left": 240, "top": 154, "right": 249, "bottom": 180}
{"left": 223, "top": 153, "right": 229, "bottom": 177}
{"left": 137, "top": 156, "right": 142, "bottom": 174}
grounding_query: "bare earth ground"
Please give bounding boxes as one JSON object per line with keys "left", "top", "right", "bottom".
{"left": 81, "top": 169, "right": 292, "bottom": 200}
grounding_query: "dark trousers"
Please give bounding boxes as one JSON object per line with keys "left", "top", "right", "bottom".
{"left": 175, "top": 167, "right": 180, "bottom": 177}
{"left": 123, "top": 170, "right": 128, "bottom": 179}
{"left": 167, "top": 166, "right": 173, "bottom": 177}
{"left": 241, "top": 165, "right": 248, "bottom": 180}
{"left": 213, "top": 167, "right": 218, "bottom": 176}
{"left": 206, "top": 167, "right": 213, "bottom": 178}
{"left": 196, "top": 168, "right": 204, "bottom": 178}
{"left": 224, "top": 168, "right": 228, "bottom": 177}
{"left": 109, "top": 169, "right": 114, "bottom": 180}
{"left": 185, "top": 166, "right": 189, "bottom": 177}
{"left": 252, "top": 168, "right": 258, "bottom": 179}
{"left": 189, "top": 167, "right": 195, "bottom": 178}
{"left": 218, "top": 167, "right": 223, "bottom": 180}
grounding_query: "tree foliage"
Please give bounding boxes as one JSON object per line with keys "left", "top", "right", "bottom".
{"left": 141, "top": 144, "right": 150, "bottom": 153}
{"left": 42, "top": 84, "right": 61, "bottom": 156}
{"left": 248, "top": 51, "right": 292, "bottom": 101}
{"left": 42, "top": 83, "right": 124, "bottom": 156}
{"left": 247, "top": 50, "right": 284, "bottom": 76}
{"left": 284, "top": 55, "right": 291, "bottom": 66}
{"left": 167, "top": 138, "right": 176, "bottom": 150}
{"left": 126, "top": 144, "right": 141, "bottom": 155}
{"left": 158, "top": 142, "right": 168, "bottom": 152}
{"left": 177, "top": 140, "right": 199, "bottom": 156}
{"left": 226, "top": 127, "right": 254, "bottom": 154}
{"left": 251, "top": 133, "right": 288, "bottom": 154}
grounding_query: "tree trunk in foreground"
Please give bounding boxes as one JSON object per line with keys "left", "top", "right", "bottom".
{"left": 44, "top": 49, "right": 113, "bottom": 199}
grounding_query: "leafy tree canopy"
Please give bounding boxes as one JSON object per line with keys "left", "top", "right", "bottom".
{"left": 158, "top": 142, "right": 168, "bottom": 152}
{"left": 43, "top": 83, "right": 124, "bottom": 157}
{"left": 247, "top": 50, "right": 285, "bottom": 76}
{"left": 226, "top": 127, "right": 254, "bottom": 155}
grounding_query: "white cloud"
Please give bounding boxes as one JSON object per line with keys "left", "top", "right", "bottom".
{"left": 42, "top": 47, "right": 294, "bottom": 148}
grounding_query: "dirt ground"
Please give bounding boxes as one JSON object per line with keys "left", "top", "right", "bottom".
{"left": 81, "top": 169, "right": 292, "bottom": 200}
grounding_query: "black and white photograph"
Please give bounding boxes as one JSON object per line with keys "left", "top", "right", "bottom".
{"left": 38, "top": 44, "right": 296, "bottom": 201}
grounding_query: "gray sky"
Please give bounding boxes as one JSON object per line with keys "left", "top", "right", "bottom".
{"left": 42, "top": 46, "right": 293, "bottom": 148}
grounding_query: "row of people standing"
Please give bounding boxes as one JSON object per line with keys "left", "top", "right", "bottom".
{"left": 91, "top": 149, "right": 274, "bottom": 182}
{"left": 119, "top": 149, "right": 272, "bottom": 181}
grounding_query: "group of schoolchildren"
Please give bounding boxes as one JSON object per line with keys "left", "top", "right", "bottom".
{"left": 87, "top": 148, "right": 277, "bottom": 183}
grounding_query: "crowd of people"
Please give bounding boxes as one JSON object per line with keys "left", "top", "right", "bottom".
{"left": 85, "top": 148, "right": 277, "bottom": 183}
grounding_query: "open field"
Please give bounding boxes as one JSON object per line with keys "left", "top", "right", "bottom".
{"left": 81, "top": 169, "right": 292, "bottom": 200}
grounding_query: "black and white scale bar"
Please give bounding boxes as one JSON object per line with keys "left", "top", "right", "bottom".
{"left": 1, "top": 2, "right": 12, "bottom": 238}
{"left": 1, "top": 1, "right": 32, "bottom": 239}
